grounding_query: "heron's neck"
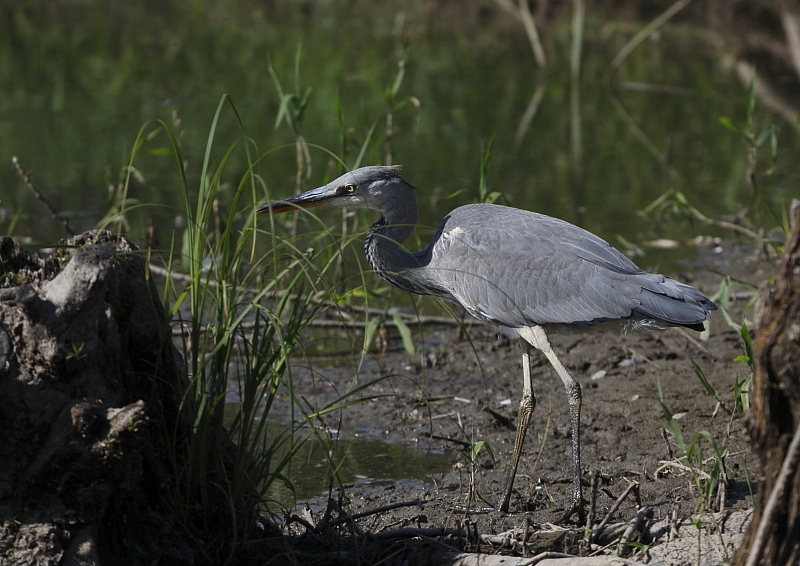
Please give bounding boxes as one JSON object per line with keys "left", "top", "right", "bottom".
{"left": 364, "top": 201, "right": 426, "bottom": 293}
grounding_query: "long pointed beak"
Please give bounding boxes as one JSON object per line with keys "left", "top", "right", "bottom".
{"left": 256, "top": 186, "right": 336, "bottom": 214}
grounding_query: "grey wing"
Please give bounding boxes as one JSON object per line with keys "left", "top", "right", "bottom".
{"left": 423, "top": 204, "right": 715, "bottom": 329}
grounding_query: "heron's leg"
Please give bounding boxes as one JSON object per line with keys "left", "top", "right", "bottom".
{"left": 497, "top": 340, "right": 536, "bottom": 512}
{"left": 526, "top": 326, "right": 586, "bottom": 524}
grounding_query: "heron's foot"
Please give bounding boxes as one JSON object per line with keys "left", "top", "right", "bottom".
{"left": 556, "top": 496, "right": 587, "bottom": 525}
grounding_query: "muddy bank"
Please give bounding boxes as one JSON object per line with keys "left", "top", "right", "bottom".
{"left": 274, "top": 241, "right": 768, "bottom": 562}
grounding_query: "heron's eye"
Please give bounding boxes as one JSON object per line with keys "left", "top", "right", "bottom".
{"left": 344, "top": 184, "right": 356, "bottom": 193}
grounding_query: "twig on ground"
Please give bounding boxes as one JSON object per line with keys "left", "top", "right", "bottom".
{"left": 369, "top": 526, "right": 470, "bottom": 541}
{"left": 617, "top": 506, "right": 654, "bottom": 557}
{"left": 658, "top": 460, "right": 712, "bottom": 480}
{"left": 480, "top": 528, "right": 523, "bottom": 547}
{"left": 329, "top": 500, "right": 424, "bottom": 527}
{"left": 591, "top": 481, "right": 640, "bottom": 543}
{"left": 288, "top": 513, "right": 316, "bottom": 533}
{"left": 661, "top": 428, "right": 675, "bottom": 461}
{"left": 334, "top": 499, "right": 366, "bottom": 537}
{"left": 585, "top": 469, "right": 600, "bottom": 539}
{"left": 421, "top": 432, "right": 472, "bottom": 449}
{"left": 668, "top": 498, "right": 681, "bottom": 542}
{"left": 415, "top": 534, "right": 462, "bottom": 552}
{"left": 716, "top": 480, "right": 726, "bottom": 513}
{"left": 522, "top": 517, "right": 531, "bottom": 558}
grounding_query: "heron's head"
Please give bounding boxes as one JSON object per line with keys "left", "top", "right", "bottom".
{"left": 257, "top": 165, "right": 415, "bottom": 215}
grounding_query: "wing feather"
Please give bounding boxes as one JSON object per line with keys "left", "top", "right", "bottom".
{"left": 420, "top": 203, "right": 715, "bottom": 330}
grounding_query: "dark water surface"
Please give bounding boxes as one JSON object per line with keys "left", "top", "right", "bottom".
{"left": 269, "top": 425, "right": 455, "bottom": 506}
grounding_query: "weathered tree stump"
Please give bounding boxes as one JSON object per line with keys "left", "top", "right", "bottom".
{"left": 0, "top": 231, "right": 251, "bottom": 566}
{"left": 733, "top": 200, "right": 800, "bottom": 566}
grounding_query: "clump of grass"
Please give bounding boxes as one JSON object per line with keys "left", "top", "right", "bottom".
{"left": 656, "top": 378, "right": 728, "bottom": 515}
{"left": 105, "top": 50, "right": 430, "bottom": 551}
{"left": 732, "top": 322, "right": 754, "bottom": 415}
{"left": 106, "top": 94, "right": 369, "bottom": 561}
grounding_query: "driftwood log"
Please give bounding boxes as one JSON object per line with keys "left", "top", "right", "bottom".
{"left": 0, "top": 231, "right": 253, "bottom": 566}
{"left": 733, "top": 200, "right": 800, "bottom": 566}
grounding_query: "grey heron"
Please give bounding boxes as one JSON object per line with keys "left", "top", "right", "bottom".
{"left": 258, "top": 165, "right": 716, "bottom": 522}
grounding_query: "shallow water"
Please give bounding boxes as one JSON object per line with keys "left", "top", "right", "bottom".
{"left": 270, "top": 430, "right": 455, "bottom": 507}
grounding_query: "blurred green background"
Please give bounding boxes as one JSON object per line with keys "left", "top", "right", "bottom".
{"left": 0, "top": 0, "right": 795, "bottom": 269}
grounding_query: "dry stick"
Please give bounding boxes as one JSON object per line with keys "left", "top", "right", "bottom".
{"left": 12, "top": 156, "right": 75, "bottom": 236}
{"left": 716, "top": 479, "right": 726, "bottom": 512}
{"left": 661, "top": 428, "right": 675, "bottom": 461}
{"left": 744, "top": 417, "right": 800, "bottom": 566}
{"left": 659, "top": 460, "right": 713, "bottom": 480}
{"left": 421, "top": 432, "right": 471, "bottom": 449}
{"left": 368, "top": 526, "right": 469, "bottom": 542}
{"left": 330, "top": 498, "right": 365, "bottom": 537}
{"left": 411, "top": 534, "right": 462, "bottom": 553}
{"left": 584, "top": 469, "right": 601, "bottom": 540}
{"left": 590, "top": 481, "right": 640, "bottom": 544}
{"left": 617, "top": 506, "right": 654, "bottom": 558}
{"left": 288, "top": 513, "right": 316, "bottom": 533}
{"left": 481, "top": 530, "right": 516, "bottom": 551}
{"left": 522, "top": 517, "right": 531, "bottom": 558}
{"left": 479, "top": 527, "right": 515, "bottom": 544}
{"left": 328, "top": 500, "right": 423, "bottom": 527}
{"left": 632, "top": 482, "right": 642, "bottom": 509}
{"left": 668, "top": 497, "right": 681, "bottom": 542}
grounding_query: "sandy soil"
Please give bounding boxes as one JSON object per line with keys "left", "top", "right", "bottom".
{"left": 275, "top": 241, "right": 771, "bottom": 560}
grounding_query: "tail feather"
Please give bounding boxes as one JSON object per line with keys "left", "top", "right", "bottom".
{"left": 633, "top": 277, "right": 716, "bottom": 330}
